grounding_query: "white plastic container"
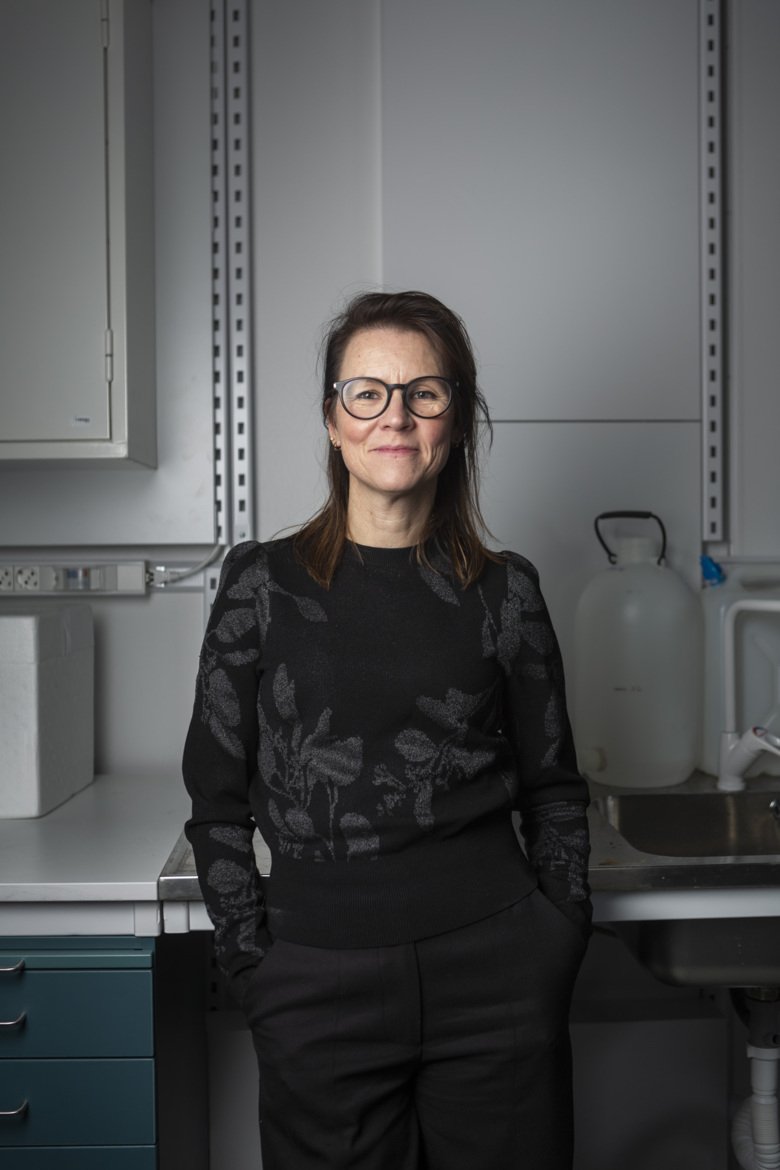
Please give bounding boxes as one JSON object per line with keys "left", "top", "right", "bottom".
{"left": 0, "top": 604, "right": 94, "bottom": 817}
{"left": 699, "top": 563, "right": 780, "bottom": 777}
{"left": 573, "top": 518, "right": 702, "bottom": 788}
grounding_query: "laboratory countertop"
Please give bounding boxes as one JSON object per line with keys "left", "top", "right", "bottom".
{"left": 0, "top": 773, "right": 188, "bottom": 903}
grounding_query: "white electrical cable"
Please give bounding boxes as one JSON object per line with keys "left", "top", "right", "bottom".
{"left": 148, "top": 544, "right": 225, "bottom": 587}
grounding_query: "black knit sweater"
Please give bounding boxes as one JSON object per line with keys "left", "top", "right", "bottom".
{"left": 183, "top": 538, "right": 591, "bottom": 987}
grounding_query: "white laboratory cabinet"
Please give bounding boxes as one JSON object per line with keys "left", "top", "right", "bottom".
{"left": 0, "top": 0, "right": 156, "bottom": 468}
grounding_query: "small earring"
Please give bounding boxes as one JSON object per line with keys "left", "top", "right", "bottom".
{"left": 330, "top": 436, "right": 341, "bottom": 450}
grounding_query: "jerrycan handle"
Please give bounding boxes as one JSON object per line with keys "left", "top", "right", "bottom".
{"left": 594, "top": 511, "right": 667, "bottom": 565}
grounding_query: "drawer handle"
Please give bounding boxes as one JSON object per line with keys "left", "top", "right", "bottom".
{"left": 0, "top": 960, "right": 25, "bottom": 975}
{"left": 0, "top": 1011, "right": 26, "bottom": 1031}
{"left": 0, "top": 1099, "right": 29, "bottom": 1120}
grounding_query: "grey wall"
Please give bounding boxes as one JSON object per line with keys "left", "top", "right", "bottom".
{"left": 251, "top": 0, "right": 382, "bottom": 541}
{"left": 1, "top": 0, "right": 779, "bottom": 773}
{"left": 249, "top": 0, "right": 703, "bottom": 671}
{"left": 727, "top": 0, "right": 780, "bottom": 556}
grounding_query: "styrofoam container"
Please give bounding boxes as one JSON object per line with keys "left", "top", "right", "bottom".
{"left": 0, "top": 604, "right": 94, "bottom": 817}
{"left": 699, "top": 563, "right": 780, "bottom": 777}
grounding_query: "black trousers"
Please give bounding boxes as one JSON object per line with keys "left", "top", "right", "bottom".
{"left": 240, "top": 889, "right": 587, "bottom": 1170}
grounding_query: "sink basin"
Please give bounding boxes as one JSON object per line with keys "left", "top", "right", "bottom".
{"left": 592, "top": 786, "right": 780, "bottom": 986}
{"left": 615, "top": 918, "right": 780, "bottom": 988}
{"left": 596, "top": 789, "right": 780, "bottom": 858}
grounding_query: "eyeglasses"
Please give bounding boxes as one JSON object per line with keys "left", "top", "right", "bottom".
{"left": 332, "top": 377, "right": 454, "bottom": 420}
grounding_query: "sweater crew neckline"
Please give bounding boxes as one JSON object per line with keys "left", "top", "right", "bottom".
{"left": 348, "top": 541, "right": 418, "bottom": 568}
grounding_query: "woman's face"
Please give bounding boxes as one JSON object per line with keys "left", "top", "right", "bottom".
{"left": 327, "top": 326, "right": 457, "bottom": 523}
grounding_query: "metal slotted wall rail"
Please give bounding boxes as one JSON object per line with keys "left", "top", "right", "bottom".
{"left": 700, "top": 0, "right": 725, "bottom": 544}
{"left": 210, "top": 0, "right": 254, "bottom": 598}
{"left": 206, "top": 0, "right": 724, "bottom": 564}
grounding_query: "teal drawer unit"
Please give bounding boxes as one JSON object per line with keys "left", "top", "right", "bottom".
{"left": 0, "top": 937, "right": 156, "bottom": 1164}
{"left": 0, "top": 1152, "right": 155, "bottom": 1170}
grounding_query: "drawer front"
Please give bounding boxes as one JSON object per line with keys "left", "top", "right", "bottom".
{"left": 0, "top": 1147, "right": 156, "bottom": 1169}
{"left": 0, "top": 1059, "right": 155, "bottom": 1147}
{"left": 0, "top": 939, "right": 155, "bottom": 971}
{"left": 0, "top": 970, "right": 153, "bottom": 1057}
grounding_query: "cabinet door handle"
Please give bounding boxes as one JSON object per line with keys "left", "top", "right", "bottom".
{"left": 0, "top": 1011, "right": 26, "bottom": 1031}
{"left": 0, "top": 1099, "right": 29, "bottom": 1120}
{"left": 0, "top": 960, "right": 25, "bottom": 975}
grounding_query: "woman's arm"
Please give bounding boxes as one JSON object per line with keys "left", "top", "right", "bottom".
{"left": 182, "top": 542, "right": 272, "bottom": 986}
{"left": 500, "top": 555, "right": 592, "bottom": 935}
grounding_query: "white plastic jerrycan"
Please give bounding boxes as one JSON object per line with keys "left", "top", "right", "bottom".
{"left": 573, "top": 511, "right": 702, "bottom": 788}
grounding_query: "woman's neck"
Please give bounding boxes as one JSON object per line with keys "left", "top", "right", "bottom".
{"left": 345, "top": 488, "right": 434, "bottom": 548}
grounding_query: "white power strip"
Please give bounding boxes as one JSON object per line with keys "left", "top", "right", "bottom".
{"left": 0, "top": 561, "right": 147, "bottom": 596}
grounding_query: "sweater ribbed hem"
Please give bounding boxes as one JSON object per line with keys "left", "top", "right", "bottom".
{"left": 265, "top": 816, "right": 537, "bottom": 948}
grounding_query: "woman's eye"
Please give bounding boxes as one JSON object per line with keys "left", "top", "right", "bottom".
{"left": 410, "top": 379, "right": 448, "bottom": 401}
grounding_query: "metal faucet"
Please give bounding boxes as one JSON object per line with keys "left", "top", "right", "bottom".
{"left": 718, "top": 599, "right": 780, "bottom": 791}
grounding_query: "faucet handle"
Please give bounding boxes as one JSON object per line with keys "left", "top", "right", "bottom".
{"left": 718, "top": 726, "right": 780, "bottom": 792}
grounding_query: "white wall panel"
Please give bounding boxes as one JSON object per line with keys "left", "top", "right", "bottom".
{"left": 480, "top": 420, "right": 702, "bottom": 676}
{"left": 381, "top": 0, "right": 701, "bottom": 423}
{"left": 727, "top": 1, "right": 780, "bottom": 557}
{"left": 251, "top": 0, "right": 382, "bottom": 541}
{"left": 90, "top": 590, "right": 205, "bottom": 775}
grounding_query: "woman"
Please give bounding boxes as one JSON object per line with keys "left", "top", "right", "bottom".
{"left": 183, "top": 290, "right": 592, "bottom": 1170}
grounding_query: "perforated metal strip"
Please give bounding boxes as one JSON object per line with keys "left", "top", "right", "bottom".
{"left": 210, "top": 0, "right": 255, "bottom": 558}
{"left": 700, "top": 0, "right": 724, "bottom": 542}
{"left": 210, "top": 0, "right": 230, "bottom": 550}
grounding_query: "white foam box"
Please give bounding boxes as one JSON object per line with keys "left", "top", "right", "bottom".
{"left": 0, "top": 604, "right": 94, "bottom": 817}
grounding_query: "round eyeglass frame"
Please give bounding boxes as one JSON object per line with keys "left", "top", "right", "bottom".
{"left": 332, "top": 376, "right": 455, "bottom": 420}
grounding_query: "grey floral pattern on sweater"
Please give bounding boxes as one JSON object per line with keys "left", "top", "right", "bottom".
{"left": 205, "top": 823, "right": 269, "bottom": 970}
{"left": 259, "top": 663, "right": 369, "bottom": 860}
{"left": 522, "top": 802, "right": 591, "bottom": 903}
{"left": 375, "top": 685, "right": 498, "bottom": 828}
{"left": 196, "top": 545, "right": 327, "bottom": 761}
{"left": 183, "top": 538, "right": 592, "bottom": 974}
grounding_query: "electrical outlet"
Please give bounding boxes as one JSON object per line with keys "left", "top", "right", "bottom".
{"left": 0, "top": 561, "right": 146, "bottom": 596}
{"left": 15, "top": 565, "right": 40, "bottom": 591}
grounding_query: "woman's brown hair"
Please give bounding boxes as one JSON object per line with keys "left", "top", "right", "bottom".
{"left": 293, "top": 290, "right": 499, "bottom": 588}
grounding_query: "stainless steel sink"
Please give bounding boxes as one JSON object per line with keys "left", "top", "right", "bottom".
{"left": 615, "top": 917, "right": 780, "bottom": 988}
{"left": 590, "top": 783, "right": 780, "bottom": 987}
{"left": 596, "top": 789, "right": 780, "bottom": 858}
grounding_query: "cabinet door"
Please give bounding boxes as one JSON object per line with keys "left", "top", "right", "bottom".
{"left": 0, "top": 0, "right": 156, "bottom": 467}
{"left": 0, "top": 0, "right": 110, "bottom": 442}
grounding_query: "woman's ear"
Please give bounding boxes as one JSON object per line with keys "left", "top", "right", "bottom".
{"left": 325, "top": 398, "right": 340, "bottom": 449}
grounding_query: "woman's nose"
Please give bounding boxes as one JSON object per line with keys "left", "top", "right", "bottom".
{"left": 382, "top": 386, "right": 413, "bottom": 426}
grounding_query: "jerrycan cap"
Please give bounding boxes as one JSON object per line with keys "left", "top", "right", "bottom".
{"left": 594, "top": 511, "right": 667, "bottom": 566}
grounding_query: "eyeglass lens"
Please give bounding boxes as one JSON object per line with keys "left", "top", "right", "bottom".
{"left": 339, "top": 377, "right": 451, "bottom": 418}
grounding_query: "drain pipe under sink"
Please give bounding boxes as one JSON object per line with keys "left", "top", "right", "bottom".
{"left": 732, "top": 1048, "right": 780, "bottom": 1170}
